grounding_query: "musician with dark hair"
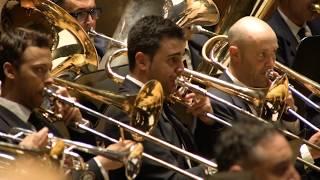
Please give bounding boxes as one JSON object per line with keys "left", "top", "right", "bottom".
{"left": 215, "top": 121, "right": 300, "bottom": 180}
{"left": 100, "top": 15, "right": 214, "bottom": 179}
{"left": 53, "top": 0, "right": 106, "bottom": 58}
{"left": 0, "top": 28, "right": 134, "bottom": 180}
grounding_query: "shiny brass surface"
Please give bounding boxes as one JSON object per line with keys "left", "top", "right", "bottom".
{"left": 174, "top": 0, "right": 220, "bottom": 28}
{"left": 312, "top": 1, "right": 320, "bottom": 14}
{"left": 101, "top": 0, "right": 220, "bottom": 68}
{"left": 275, "top": 61, "right": 320, "bottom": 96}
{"left": 199, "top": 0, "right": 275, "bottom": 75}
{"left": 261, "top": 74, "right": 289, "bottom": 122}
{"left": 1, "top": 0, "right": 98, "bottom": 79}
{"left": 53, "top": 78, "right": 164, "bottom": 141}
{"left": 182, "top": 68, "right": 267, "bottom": 108}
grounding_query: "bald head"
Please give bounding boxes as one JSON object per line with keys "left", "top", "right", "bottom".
{"left": 228, "top": 16, "right": 277, "bottom": 48}
{"left": 227, "top": 16, "right": 278, "bottom": 88}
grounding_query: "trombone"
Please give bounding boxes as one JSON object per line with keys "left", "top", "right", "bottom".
{"left": 0, "top": 129, "right": 143, "bottom": 179}
{"left": 48, "top": 79, "right": 215, "bottom": 180}
{"left": 201, "top": 34, "right": 320, "bottom": 132}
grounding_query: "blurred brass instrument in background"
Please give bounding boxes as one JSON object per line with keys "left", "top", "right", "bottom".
{"left": 1, "top": 0, "right": 98, "bottom": 80}
{"left": 0, "top": 128, "right": 143, "bottom": 180}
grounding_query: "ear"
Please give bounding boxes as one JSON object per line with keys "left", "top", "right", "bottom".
{"left": 3, "top": 62, "right": 17, "bottom": 80}
{"left": 229, "top": 164, "right": 243, "bottom": 172}
{"left": 135, "top": 52, "right": 150, "bottom": 71}
{"left": 229, "top": 45, "right": 240, "bottom": 60}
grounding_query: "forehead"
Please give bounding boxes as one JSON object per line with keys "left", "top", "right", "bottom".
{"left": 244, "top": 32, "right": 278, "bottom": 51}
{"left": 158, "top": 37, "right": 186, "bottom": 53}
{"left": 64, "top": 0, "right": 96, "bottom": 11}
{"left": 21, "top": 46, "right": 52, "bottom": 65}
{"left": 254, "top": 134, "right": 292, "bottom": 164}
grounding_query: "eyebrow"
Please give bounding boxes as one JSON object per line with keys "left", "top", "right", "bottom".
{"left": 167, "top": 52, "right": 183, "bottom": 58}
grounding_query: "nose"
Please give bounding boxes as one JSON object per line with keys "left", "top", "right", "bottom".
{"left": 86, "top": 14, "right": 95, "bottom": 26}
{"left": 265, "top": 55, "right": 275, "bottom": 70}
{"left": 176, "top": 60, "right": 185, "bottom": 75}
{"left": 44, "top": 75, "right": 54, "bottom": 86}
{"left": 286, "top": 165, "right": 301, "bottom": 180}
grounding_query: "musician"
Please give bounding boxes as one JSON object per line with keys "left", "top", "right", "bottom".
{"left": 194, "top": 16, "right": 297, "bottom": 158}
{"left": 0, "top": 28, "right": 134, "bottom": 179}
{"left": 215, "top": 121, "right": 301, "bottom": 180}
{"left": 267, "top": 0, "right": 320, "bottom": 68}
{"left": 54, "top": 0, "right": 106, "bottom": 58}
{"left": 99, "top": 15, "right": 214, "bottom": 179}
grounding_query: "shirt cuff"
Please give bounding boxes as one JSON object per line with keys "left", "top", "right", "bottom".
{"left": 300, "top": 144, "right": 315, "bottom": 169}
{"left": 94, "top": 157, "right": 109, "bottom": 180}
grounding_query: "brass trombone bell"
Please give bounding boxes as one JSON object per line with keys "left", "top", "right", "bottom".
{"left": 312, "top": 2, "right": 320, "bottom": 14}
{"left": 53, "top": 78, "right": 164, "bottom": 141}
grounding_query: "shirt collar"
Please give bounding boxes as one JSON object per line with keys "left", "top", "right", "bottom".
{"left": 0, "top": 97, "right": 31, "bottom": 123}
{"left": 278, "top": 8, "right": 311, "bottom": 41}
{"left": 126, "top": 75, "right": 144, "bottom": 87}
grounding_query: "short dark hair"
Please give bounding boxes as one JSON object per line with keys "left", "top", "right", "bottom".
{"left": 215, "top": 121, "right": 280, "bottom": 171}
{"left": 127, "top": 15, "right": 185, "bottom": 71}
{"left": 0, "top": 28, "right": 52, "bottom": 82}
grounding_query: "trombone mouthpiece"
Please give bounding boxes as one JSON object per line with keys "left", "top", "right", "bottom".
{"left": 266, "top": 69, "right": 278, "bottom": 81}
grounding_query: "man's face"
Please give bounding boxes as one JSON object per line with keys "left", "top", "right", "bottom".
{"left": 252, "top": 134, "right": 300, "bottom": 180}
{"left": 13, "top": 46, "right": 53, "bottom": 109}
{"left": 63, "top": 0, "right": 97, "bottom": 32}
{"left": 287, "top": 0, "right": 317, "bottom": 23}
{"left": 236, "top": 32, "right": 278, "bottom": 88}
{"left": 145, "top": 38, "right": 186, "bottom": 95}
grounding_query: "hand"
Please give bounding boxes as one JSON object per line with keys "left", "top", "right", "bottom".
{"left": 308, "top": 131, "right": 320, "bottom": 159}
{"left": 286, "top": 90, "right": 297, "bottom": 111}
{"left": 19, "top": 127, "right": 49, "bottom": 149}
{"left": 95, "top": 140, "right": 136, "bottom": 170}
{"left": 184, "top": 93, "right": 214, "bottom": 125}
{"left": 54, "top": 87, "right": 82, "bottom": 125}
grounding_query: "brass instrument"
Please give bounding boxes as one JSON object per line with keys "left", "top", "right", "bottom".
{"left": 0, "top": 128, "right": 143, "bottom": 180}
{"left": 1, "top": 0, "right": 98, "bottom": 80}
{"left": 174, "top": 72, "right": 320, "bottom": 172}
{"left": 43, "top": 82, "right": 217, "bottom": 180}
{"left": 53, "top": 78, "right": 164, "bottom": 141}
{"left": 199, "top": 0, "right": 275, "bottom": 75}
{"left": 312, "top": 1, "right": 320, "bottom": 14}
{"left": 100, "top": 0, "right": 220, "bottom": 68}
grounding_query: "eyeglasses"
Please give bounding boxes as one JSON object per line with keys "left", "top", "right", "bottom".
{"left": 70, "top": 8, "right": 102, "bottom": 22}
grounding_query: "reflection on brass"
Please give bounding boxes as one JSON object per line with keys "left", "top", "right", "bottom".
{"left": 53, "top": 78, "right": 164, "bottom": 142}
{"left": 200, "top": 0, "right": 275, "bottom": 75}
{"left": 1, "top": 0, "right": 98, "bottom": 79}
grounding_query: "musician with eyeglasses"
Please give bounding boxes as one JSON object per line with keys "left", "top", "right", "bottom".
{"left": 53, "top": 0, "right": 106, "bottom": 59}
{"left": 0, "top": 28, "right": 135, "bottom": 180}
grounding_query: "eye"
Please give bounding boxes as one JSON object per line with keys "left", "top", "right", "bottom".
{"left": 33, "top": 66, "right": 49, "bottom": 76}
{"left": 168, "top": 56, "right": 183, "bottom": 65}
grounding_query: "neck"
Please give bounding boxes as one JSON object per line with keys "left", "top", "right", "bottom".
{"left": 279, "top": 6, "right": 305, "bottom": 26}
{"left": 130, "top": 69, "right": 148, "bottom": 84}
{"left": 1, "top": 84, "right": 30, "bottom": 110}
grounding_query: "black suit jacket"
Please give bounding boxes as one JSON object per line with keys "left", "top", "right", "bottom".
{"left": 189, "top": 33, "right": 209, "bottom": 69}
{"left": 194, "top": 71, "right": 253, "bottom": 158}
{"left": 100, "top": 78, "right": 205, "bottom": 180}
{"left": 0, "top": 105, "right": 104, "bottom": 180}
{"left": 268, "top": 10, "right": 320, "bottom": 67}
